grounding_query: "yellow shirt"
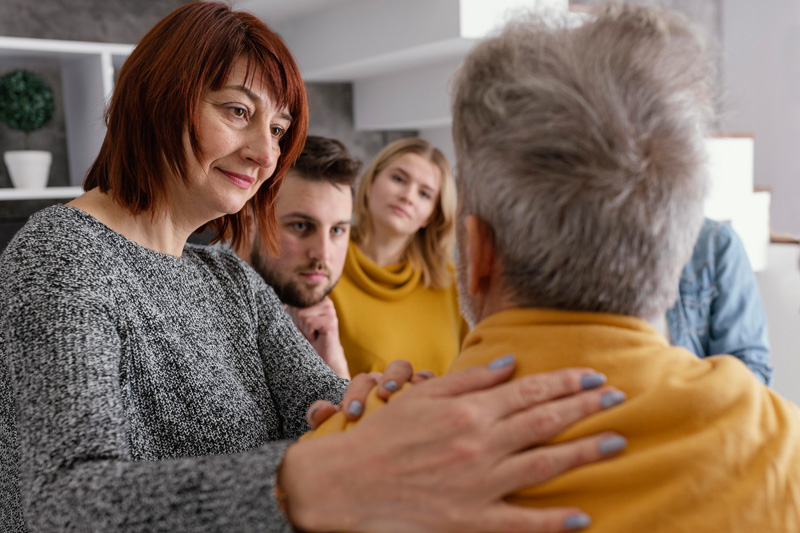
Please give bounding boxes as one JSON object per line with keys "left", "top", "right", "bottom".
{"left": 329, "top": 241, "right": 467, "bottom": 376}
{"left": 307, "top": 308, "right": 800, "bottom": 532}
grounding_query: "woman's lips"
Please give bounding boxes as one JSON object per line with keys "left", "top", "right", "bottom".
{"left": 221, "top": 170, "right": 256, "bottom": 190}
{"left": 390, "top": 205, "right": 409, "bottom": 218}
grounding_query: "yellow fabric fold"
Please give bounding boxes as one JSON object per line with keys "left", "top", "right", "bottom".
{"left": 329, "top": 241, "right": 466, "bottom": 376}
{"left": 342, "top": 241, "right": 421, "bottom": 300}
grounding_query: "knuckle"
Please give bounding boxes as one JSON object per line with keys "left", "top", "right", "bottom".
{"left": 516, "top": 378, "right": 552, "bottom": 405}
{"left": 437, "top": 505, "right": 470, "bottom": 533}
{"left": 527, "top": 409, "right": 563, "bottom": 437}
{"left": 390, "top": 359, "right": 413, "bottom": 373}
{"left": 443, "top": 403, "right": 484, "bottom": 433}
{"left": 447, "top": 438, "right": 483, "bottom": 464}
{"left": 350, "top": 373, "right": 377, "bottom": 389}
{"left": 528, "top": 451, "right": 560, "bottom": 481}
{"left": 583, "top": 390, "right": 603, "bottom": 414}
{"left": 561, "top": 369, "right": 583, "bottom": 392}
{"left": 567, "top": 441, "right": 596, "bottom": 468}
{"left": 496, "top": 513, "right": 535, "bottom": 533}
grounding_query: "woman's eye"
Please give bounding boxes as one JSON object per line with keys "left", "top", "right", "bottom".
{"left": 229, "top": 106, "right": 249, "bottom": 119}
{"left": 271, "top": 125, "right": 287, "bottom": 139}
{"left": 420, "top": 190, "right": 431, "bottom": 199}
{"left": 331, "top": 226, "right": 346, "bottom": 236}
{"left": 290, "top": 222, "right": 307, "bottom": 232}
{"left": 392, "top": 175, "right": 404, "bottom": 183}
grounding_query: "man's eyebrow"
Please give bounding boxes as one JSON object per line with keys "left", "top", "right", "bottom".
{"left": 224, "top": 84, "right": 293, "bottom": 121}
{"left": 280, "top": 213, "right": 352, "bottom": 226}
{"left": 280, "top": 213, "right": 318, "bottom": 223}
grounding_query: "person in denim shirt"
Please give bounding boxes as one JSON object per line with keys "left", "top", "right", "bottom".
{"left": 667, "top": 218, "right": 774, "bottom": 385}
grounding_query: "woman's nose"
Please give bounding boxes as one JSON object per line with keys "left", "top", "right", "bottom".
{"left": 399, "top": 184, "right": 413, "bottom": 204}
{"left": 243, "top": 124, "right": 279, "bottom": 169}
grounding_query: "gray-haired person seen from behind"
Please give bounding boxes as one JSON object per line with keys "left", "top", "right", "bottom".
{"left": 303, "top": 4, "right": 800, "bottom": 531}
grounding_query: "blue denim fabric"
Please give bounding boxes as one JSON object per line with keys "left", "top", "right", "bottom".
{"left": 667, "top": 218, "right": 773, "bottom": 385}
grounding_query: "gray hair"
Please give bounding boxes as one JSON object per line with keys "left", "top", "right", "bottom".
{"left": 451, "top": 4, "right": 716, "bottom": 320}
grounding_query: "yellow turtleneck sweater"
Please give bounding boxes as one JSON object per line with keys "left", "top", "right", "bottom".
{"left": 306, "top": 308, "right": 800, "bottom": 532}
{"left": 329, "top": 241, "right": 467, "bottom": 376}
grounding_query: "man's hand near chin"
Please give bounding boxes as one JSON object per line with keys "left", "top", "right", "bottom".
{"left": 287, "top": 296, "right": 350, "bottom": 379}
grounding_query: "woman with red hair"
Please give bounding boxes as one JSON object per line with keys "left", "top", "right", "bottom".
{"left": 0, "top": 2, "right": 626, "bottom": 532}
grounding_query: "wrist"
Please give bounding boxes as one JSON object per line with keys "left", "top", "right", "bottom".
{"left": 316, "top": 340, "right": 350, "bottom": 379}
{"left": 279, "top": 438, "right": 360, "bottom": 532}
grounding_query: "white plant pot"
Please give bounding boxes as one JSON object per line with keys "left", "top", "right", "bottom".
{"left": 4, "top": 150, "right": 52, "bottom": 189}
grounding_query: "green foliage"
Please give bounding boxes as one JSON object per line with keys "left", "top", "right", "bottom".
{"left": 0, "top": 70, "right": 55, "bottom": 149}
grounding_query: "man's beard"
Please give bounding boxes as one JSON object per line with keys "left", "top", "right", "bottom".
{"left": 250, "top": 251, "right": 336, "bottom": 308}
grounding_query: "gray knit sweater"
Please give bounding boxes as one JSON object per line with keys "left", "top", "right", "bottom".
{"left": 0, "top": 205, "right": 348, "bottom": 532}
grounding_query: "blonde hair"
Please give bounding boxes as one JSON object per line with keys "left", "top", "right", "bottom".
{"left": 352, "top": 137, "right": 456, "bottom": 290}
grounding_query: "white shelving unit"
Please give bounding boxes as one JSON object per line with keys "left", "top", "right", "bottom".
{"left": 0, "top": 36, "right": 133, "bottom": 200}
{"left": 0, "top": 186, "right": 83, "bottom": 201}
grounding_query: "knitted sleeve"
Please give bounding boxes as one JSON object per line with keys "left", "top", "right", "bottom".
{"left": 0, "top": 210, "right": 340, "bottom": 532}
{"left": 242, "top": 265, "right": 348, "bottom": 439}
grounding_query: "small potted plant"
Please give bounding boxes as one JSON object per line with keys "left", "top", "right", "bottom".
{"left": 0, "top": 69, "right": 55, "bottom": 189}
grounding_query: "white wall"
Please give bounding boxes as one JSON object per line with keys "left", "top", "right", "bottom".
{"left": 721, "top": 0, "right": 800, "bottom": 236}
{"left": 419, "top": 125, "right": 456, "bottom": 169}
{"left": 757, "top": 243, "right": 800, "bottom": 404}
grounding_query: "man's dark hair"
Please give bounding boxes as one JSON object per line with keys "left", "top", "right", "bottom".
{"left": 292, "top": 135, "right": 361, "bottom": 188}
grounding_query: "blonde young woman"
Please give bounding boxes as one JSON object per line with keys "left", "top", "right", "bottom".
{"left": 330, "top": 138, "right": 468, "bottom": 376}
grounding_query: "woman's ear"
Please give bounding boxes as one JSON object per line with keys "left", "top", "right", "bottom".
{"left": 464, "top": 215, "right": 496, "bottom": 297}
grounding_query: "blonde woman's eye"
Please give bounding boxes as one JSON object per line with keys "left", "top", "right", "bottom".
{"left": 420, "top": 190, "right": 431, "bottom": 199}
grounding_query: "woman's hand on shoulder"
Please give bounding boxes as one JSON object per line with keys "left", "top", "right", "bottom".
{"left": 283, "top": 356, "right": 627, "bottom": 532}
{"left": 305, "top": 359, "right": 432, "bottom": 428}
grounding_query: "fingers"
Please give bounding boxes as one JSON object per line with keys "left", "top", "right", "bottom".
{"left": 305, "top": 400, "right": 340, "bottom": 429}
{"left": 492, "top": 384, "right": 626, "bottom": 452}
{"left": 287, "top": 299, "right": 338, "bottom": 339}
{"left": 406, "top": 353, "right": 519, "bottom": 399}
{"left": 375, "top": 359, "right": 414, "bottom": 401}
{"left": 340, "top": 373, "right": 379, "bottom": 421}
{"left": 480, "top": 503, "right": 592, "bottom": 533}
{"left": 411, "top": 369, "right": 436, "bottom": 385}
{"left": 474, "top": 367, "right": 609, "bottom": 421}
{"left": 491, "top": 430, "right": 626, "bottom": 499}
{"left": 294, "top": 315, "right": 327, "bottom": 341}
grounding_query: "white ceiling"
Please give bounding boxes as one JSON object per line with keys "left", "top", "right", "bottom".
{"left": 232, "top": 0, "right": 571, "bottom": 137}
{"left": 234, "top": 0, "right": 353, "bottom": 23}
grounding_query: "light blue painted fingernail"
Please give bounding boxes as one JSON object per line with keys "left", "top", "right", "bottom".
{"left": 347, "top": 400, "right": 364, "bottom": 417}
{"left": 600, "top": 391, "right": 626, "bottom": 409}
{"left": 598, "top": 435, "right": 628, "bottom": 455}
{"left": 488, "top": 354, "right": 515, "bottom": 370}
{"left": 383, "top": 380, "right": 399, "bottom": 392}
{"left": 565, "top": 513, "right": 591, "bottom": 530}
{"left": 580, "top": 373, "right": 606, "bottom": 389}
